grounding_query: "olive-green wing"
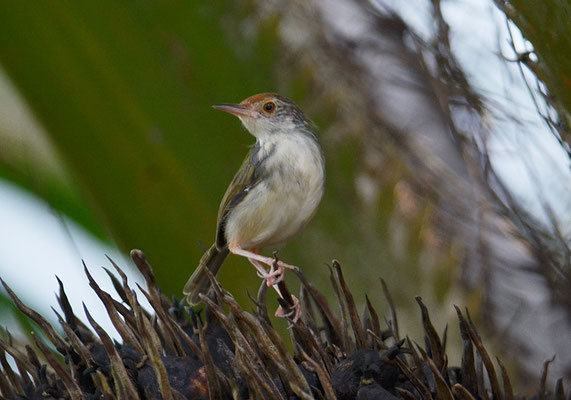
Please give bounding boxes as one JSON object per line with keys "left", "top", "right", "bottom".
{"left": 215, "top": 147, "right": 259, "bottom": 249}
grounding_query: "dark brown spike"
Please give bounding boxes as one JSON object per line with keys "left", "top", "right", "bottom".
{"left": 405, "top": 336, "right": 424, "bottom": 370}
{"left": 55, "top": 276, "right": 78, "bottom": 330}
{"left": 199, "top": 294, "right": 284, "bottom": 400}
{"left": 300, "top": 284, "right": 316, "bottom": 326}
{"left": 254, "top": 278, "right": 270, "bottom": 325}
{"left": 0, "top": 334, "right": 35, "bottom": 380}
{"left": 452, "top": 383, "right": 478, "bottom": 400}
{"left": 201, "top": 267, "right": 265, "bottom": 358}
{"left": 539, "top": 355, "right": 556, "bottom": 398}
{"left": 0, "top": 353, "right": 16, "bottom": 400}
{"left": 51, "top": 307, "right": 95, "bottom": 367}
{"left": 361, "top": 301, "right": 371, "bottom": 347}
{"left": 55, "top": 296, "right": 98, "bottom": 343}
{"left": 396, "top": 387, "right": 419, "bottom": 400}
{"left": 394, "top": 354, "right": 433, "bottom": 399}
{"left": 102, "top": 265, "right": 130, "bottom": 304}
{"left": 299, "top": 347, "right": 337, "bottom": 400}
{"left": 380, "top": 278, "right": 400, "bottom": 341}
{"left": 106, "top": 256, "right": 152, "bottom": 320}
{"left": 107, "top": 257, "right": 131, "bottom": 297}
{"left": 1, "top": 278, "right": 67, "bottom": 351}
{"left": 166, "top": 305, "right": 205, "bottom": 361}
{"left": 454, "top": 305, "right": 477, "bottom": 395}
{"left": 364, "top": 295, "right": 383, "bottom": 349}
{"left": 365, "top": 328, "right": 387, "bottom": 350}
{"left": 136, "top": 283, "right": 184, "bottom": 357}
{"left": 92, "top": 369, "right": 116, "bottom": 399}
{"left": 475, "top": 353, "right": 487, "bottom": 399}
{"left": 130, "top": 250, "right": 171, "bottom": 310}
{"left": 25, "top": 344, "right": 42, "bottom": 383}
{"left": 441, "top": 324, "right": 448, "bottom": 354}
{"left": 415, "top": 297, "right": 444, "bottom": 371}
{"left": 13, "top": 355, "right": 32, "bottom": 389}
{"left": 294, "top": 267, "right": 343, "bottom": 347}
{"left": 0, "top": 242, "right": 561, "bottom": 399}
{"left": 291, "top": 318, "right": 333, "bottom": 377}
{"left": 496, "top": 356, "right": 513, "bottom": 400}
{"left": 0, "top": 347, "right": 22, "bottom": 395}
{"left": 82, "top": 303, "right": 140, "bottom": 399}
{"left": 109, "top": 297, "right": 138, "bottom": 329}
{"left": 131, "top": 292, "right": 174, "bottom": 400}
{"left": 84, "top": 265, "right": 144, "bottom": 354}
{"left": 415, "top": 343, "right": 437, "bottom": 393}
{"left": 425, "top": 356, "right": 454, "bottom": 400}
{"left": 186, "top": 296, "right": 236, "bottom": 383}
{"left": 554, "top": 378, "right": 564, "bottom": 400}
{"left": 31, "top": 332, "right": 84, "bottom": 400}
{"left": 332, "top": 260, "right": 366, "bottom": 349}
{"left": 265, "top": 314, "right": 326, "bottom": 393}
{"left": 202, "top": 266, "right": 313, "bottom": 396}
{"left": 196, "top": 318, "right": 223, "bottom": 399}
{"left": 257, "top": 318, "right": 309, "bottom": 393}
{"left": 382, "top": 315, "right": 395, "bottom": 341}
{"left": 327, "top": 263, "right": 349, "bottom": 351}
{"left": 130, "top": 249, "right": 156, "bottom": 286}
{"left": 464, "top": 308, "right": 502, "bottom": 400}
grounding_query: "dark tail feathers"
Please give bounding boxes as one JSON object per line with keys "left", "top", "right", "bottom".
{"left": 183, "top": 244, "right": 229, "bottom": 305}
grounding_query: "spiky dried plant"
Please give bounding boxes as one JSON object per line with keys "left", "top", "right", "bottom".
{"left": 0, "top": 250, "right": 568, "bottom": 399}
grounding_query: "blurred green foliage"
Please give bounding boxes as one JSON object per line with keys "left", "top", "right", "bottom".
{"left": 0, "top": 0, "right": 277, "bottom": 296}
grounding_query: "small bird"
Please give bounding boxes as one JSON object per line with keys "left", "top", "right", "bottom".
{"left": 184, "top": 93, "right": 325, "bottom": 320}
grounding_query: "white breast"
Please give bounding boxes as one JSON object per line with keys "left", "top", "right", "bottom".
{"left": 225, "top": 133, "right": 325, "bottom": 250}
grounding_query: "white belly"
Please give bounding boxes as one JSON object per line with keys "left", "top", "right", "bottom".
{"left": 224, "top": 134, "right": 324, "bottom": 249}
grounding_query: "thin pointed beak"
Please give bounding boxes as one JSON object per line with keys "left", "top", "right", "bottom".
{"left": 212, "top": 103, "right": 259, "bottom": 118}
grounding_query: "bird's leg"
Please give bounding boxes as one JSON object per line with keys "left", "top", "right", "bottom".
{"left": 246, "top": 255, "right": 271, "bottom": 279}
{"left": 230, "top": 244, "right": 301, "bottom": 322}
{"left": 229, "top": 246, "right": 296, "bottom": 286}
{"left": 242, "top": 248, "right": 274, "bottom": 281}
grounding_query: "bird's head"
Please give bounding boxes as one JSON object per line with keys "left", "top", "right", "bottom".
{"left": 212, "top": 93, "right": 312, "bottom": 139}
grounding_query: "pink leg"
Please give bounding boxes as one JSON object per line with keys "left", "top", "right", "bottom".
{"left": 230, "top": 246, "right": 296, "bottom": 286}
{"left": 231, "top": 244, "right": 302, "bottom": 322}
{"left": 248, "top": 257, "right": 270, "bottom": 279}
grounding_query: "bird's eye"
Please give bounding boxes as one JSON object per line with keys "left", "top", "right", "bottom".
{"left": 263, "top": 101, "right": 275, "bottom": 113}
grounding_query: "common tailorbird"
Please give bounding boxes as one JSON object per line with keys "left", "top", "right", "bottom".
{"left": 183, "top": 93, "right": 325, "bottom": 320}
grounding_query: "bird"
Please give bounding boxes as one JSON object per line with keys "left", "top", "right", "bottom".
{"left": 183, "top": 93, "right": 325, "bottom": 321}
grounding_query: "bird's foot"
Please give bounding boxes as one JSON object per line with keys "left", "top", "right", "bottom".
{"left": 232, "top": 247, "right": 296, "bottom": 286}
{"left": 265, "top": 258, "right": 295, "bottom": 286}
{"left": 248, "top": 257, "right": 286, "bottom": 285}
{"left": 274, "top": 294, "right": 301, "bottom": 323}
{"left": 248, "top": 257, "right": 271, "bottom": 279}
{"left": 265, "top": 268, "right": 284, "bottom": 286}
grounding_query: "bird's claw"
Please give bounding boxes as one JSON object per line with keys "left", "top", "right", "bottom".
{"left": 274, "top": 294, "right": 301, "bottom": 323}
{"left": 255, "top": 267, "right": 284, "bottom": 285}
{"left": 265, "top": 266, "right": 285, "bottom": 286}
{"left": 254, "top": 262, "right": 287, "bottom": 286}
{"left": 266, "top": 260, "right": 297, "bottom": 286}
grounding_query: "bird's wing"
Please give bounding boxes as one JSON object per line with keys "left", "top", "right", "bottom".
{"left": 215, "top": 147, "right": 260, "bottom": 249}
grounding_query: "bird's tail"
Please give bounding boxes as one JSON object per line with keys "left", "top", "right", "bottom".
{"left": 184, "top": 244, "right": 229, "bottom": 305}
